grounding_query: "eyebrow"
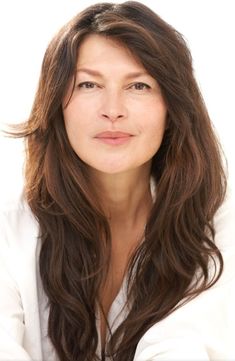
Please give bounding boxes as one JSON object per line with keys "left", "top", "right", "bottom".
{"left": 76, "top": 68, "right": 150, "bottom": 79}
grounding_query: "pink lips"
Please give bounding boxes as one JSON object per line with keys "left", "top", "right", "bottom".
{"left": 95, "top": 131, "right": 133, "bottom": 145}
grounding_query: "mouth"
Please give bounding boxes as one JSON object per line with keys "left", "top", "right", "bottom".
{"left": 94, "top": 131, "right": 134, "bottom": 145}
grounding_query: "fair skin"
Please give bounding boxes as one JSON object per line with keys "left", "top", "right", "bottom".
{"left": 63, "top": 34, "right": 167, "bottom": 348}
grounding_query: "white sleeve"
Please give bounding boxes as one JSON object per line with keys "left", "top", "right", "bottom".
{"left": 0, "top": 218, "right": 32, "bottom": 360}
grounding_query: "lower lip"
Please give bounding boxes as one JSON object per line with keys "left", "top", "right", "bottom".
{"left": 95, "top": 136, "right": 133, "bottom": 145}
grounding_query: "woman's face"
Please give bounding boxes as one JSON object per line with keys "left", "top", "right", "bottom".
{"left": 63, "top": 34, "right": 167, "bottom": 175}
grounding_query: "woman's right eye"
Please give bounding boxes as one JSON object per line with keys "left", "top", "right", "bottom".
{"left": 77, "top": 82, "right": 97, "bottom": 89}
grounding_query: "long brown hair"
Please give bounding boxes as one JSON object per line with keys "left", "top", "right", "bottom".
{"left": 11, "top": 2, "right": 226, "bottom": 360}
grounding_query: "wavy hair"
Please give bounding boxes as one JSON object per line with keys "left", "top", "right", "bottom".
{"left": 11, "top": 2, "right": 226, "bottom": 360}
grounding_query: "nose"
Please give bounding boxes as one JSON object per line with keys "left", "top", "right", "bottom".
{"left": 99, "top": 89, "right": 127, "bottom": 122}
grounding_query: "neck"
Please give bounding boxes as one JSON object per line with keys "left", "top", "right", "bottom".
{"left": 88, "top": 164, "right": 153, "bottom": 226}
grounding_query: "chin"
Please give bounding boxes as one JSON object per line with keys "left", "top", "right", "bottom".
{"left": 96, "top": 167, "right": 129, "bottom": 175}
{"left": 87, "top": 162, "right": 132, "bottom": 175}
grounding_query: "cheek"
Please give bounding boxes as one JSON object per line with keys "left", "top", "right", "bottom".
{"left": 138, "top": 115, "right": 166, "bottom": 138}
{"left": 142, "top": 116, "right": 167, "bottom": 154}
{"left": 64, "top": 106, "right": 86, "bottom": 135}
{"left": 148, "top": 125, "right": 165, "bottom": 148}
{"left": 64, "top": 114, "right": 82, "bottom": 151}
{"left": 63, "top": 95, "right": 97, "bottom": 129}
{"left": 136, "top": 97, "right": 167, "bottom": 129}
{"left": 63, "top": 114, "right": 74, "bottom": 141}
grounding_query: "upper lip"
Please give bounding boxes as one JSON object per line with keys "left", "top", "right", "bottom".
{"left": 95, "top": 131, "right": 133, "bottom": 138}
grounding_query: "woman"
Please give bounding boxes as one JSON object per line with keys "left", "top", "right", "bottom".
{"left": 0, "top": 1, "right": 234, "bottom": 360}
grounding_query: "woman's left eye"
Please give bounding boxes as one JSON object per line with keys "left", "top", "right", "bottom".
{"left": 130, "top": 82, "right": 151, "bottom": 90}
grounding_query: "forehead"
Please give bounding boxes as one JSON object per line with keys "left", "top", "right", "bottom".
{"left": 76, "top": 34, "right": 146, "bottom": 72}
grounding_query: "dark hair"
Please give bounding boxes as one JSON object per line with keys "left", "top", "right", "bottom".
{"left": 10, "top": 1, "right": 226, "bottom": 360}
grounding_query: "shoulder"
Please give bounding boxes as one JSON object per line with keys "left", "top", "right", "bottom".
{"left": 208, "top": 187, "right": 235, "bottom": 291}
{"left": 0, "top": 191, "right": 39, "bottom": 263}
{"left": 214, "top": 186, "right": 235, "bottom": 227}
{"left": 0, "top": 190, "right": 37, "bottom": 229}
{"left": 213, "top": 186, "right": 235, "bottom": 252}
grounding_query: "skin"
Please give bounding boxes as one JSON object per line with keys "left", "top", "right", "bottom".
{"left": 63, "top": 34, "right": 167, "bottom": 348}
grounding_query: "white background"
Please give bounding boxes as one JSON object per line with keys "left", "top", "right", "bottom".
{"left": 0, "top": 0, "right": 234, "bottom": 202}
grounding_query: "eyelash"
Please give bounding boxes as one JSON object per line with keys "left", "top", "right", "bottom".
{"left": 77, "top": 82, "right": 97, "bottom": 89}
{"left": 77, "top": 82, "right": 151, "bottom": 90}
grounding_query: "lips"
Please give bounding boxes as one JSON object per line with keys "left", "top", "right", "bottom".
{"left": 94, "top": 131, "right": 133, "bottom": 145}
{"left": 95, "top": 131, "right": 133, "bottom": 138}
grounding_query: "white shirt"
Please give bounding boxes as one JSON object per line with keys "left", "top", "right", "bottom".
{"left": 0, "top": 190, "right": 235, "bottom": 360}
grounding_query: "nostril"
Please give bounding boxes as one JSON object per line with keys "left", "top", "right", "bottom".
{"left": 101, "top": 113, "right": 125, "bottom": 122}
